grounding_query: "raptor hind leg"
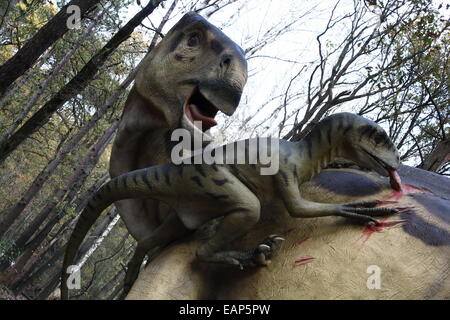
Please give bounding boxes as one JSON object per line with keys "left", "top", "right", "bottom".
{"left": 120, "top": 211, "right": 189, "bottom": 299}
{"left": 195, "top": 207, "right": 283, "bottom": 269}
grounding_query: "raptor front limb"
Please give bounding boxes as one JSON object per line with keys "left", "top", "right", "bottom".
{"left": 279, "top": 179, "right": 399, "bottom": 224}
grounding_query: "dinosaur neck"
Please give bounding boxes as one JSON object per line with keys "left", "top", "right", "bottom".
{"left": 295, "top": 125, "right": 347, "bottom": 180}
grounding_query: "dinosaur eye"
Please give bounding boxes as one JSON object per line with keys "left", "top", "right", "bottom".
{"left": 187, "top": 33, "right": 201, "bottom": 47}
{"left": 374, "top": 133, "right": 386, "bottom": 145}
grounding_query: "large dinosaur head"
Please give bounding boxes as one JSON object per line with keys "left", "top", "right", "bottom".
{"left": 135, "top": 12, "right": 248, "bottom": 142}
{"left": 339, "top": 113, "right": 401, "bottom": 189}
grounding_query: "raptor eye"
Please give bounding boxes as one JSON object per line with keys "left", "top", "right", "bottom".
{"left": 187, "top": 33, "right": 201, "bottom": 47}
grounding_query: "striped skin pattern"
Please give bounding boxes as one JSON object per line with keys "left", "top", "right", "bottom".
{"left": 126, "top": 165, "right": 449, "bottom": 299}
{"left": 61, "top": 112, "right": 409, "bottom": 299}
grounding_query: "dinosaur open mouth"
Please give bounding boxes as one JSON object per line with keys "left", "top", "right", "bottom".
{"left": 363, "top": 149, "right": 402, "bottom": 191}
{"left": 184, "top": 87, "right": 219, "bottom": 132}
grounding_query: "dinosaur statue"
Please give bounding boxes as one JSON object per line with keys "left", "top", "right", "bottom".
{"left": 124, "top": 166, "right": 449, "bottom": 299}
{"left": 61, "top": 112, "right": 412, "bottom": 299}
{"left": 61, "top": 11, "right": 247, "bottom": 299}
{"left": 109, "top": 11, "right": 247, "bottom": 242}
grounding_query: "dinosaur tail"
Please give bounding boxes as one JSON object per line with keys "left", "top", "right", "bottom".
{"left": 60, "top": 165, "right": 173, "bottom": 300}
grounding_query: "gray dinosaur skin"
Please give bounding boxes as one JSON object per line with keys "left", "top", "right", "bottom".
{"left": 109, "top": 11, "right": 247, "bottom": 242}
{"left": 61, "top": 112, "right": 403, "bottom": 299}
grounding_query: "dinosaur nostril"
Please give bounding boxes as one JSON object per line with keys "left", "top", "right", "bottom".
{"left": 220, "top": 54, "right": 232, "bottom": 71}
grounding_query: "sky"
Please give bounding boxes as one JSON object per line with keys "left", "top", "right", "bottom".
{"left": 119, "top": 0, "right": 360, "bottom": 138}
{"left": 116, "top": 0, "right": 448, "bottom": 167}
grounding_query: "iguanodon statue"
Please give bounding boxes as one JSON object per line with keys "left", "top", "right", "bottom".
{"left": 61, "top": 11, "right": 248, "bottom": 299}
{"left": 59, "top": 112, "right": 445, "bottom": 299}
{"left": 108, "top": 13, "right": 247, "bottom": 248}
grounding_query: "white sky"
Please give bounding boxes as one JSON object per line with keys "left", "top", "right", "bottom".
{"left": 120, "top": 0, "right": 360, "bottom": 136}
{"left": 117, "top": 0, "right": 448, "bottom": 166}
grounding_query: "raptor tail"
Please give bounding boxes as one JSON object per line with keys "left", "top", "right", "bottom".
{"left": 60, "top": 166, "right": 169, "bottom": 299}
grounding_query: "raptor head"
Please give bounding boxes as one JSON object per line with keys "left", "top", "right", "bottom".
{"left": 135, "top": 12, "right": 248, "bottom": 143}
{"left": 339, "top": 113, "right": 402, "bottom": 190}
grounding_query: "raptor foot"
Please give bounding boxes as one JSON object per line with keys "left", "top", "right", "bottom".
{"left": 253, "top": 234, "right": 285, "bottom": 266}
{"left": 200, "top": 235, "right": 285, "bottom": 269}
{"left": 234, "top": 234, "right": 285, "bottom": 269}
{"left": 337, "top": 201, "right": 401, "bottom": 224}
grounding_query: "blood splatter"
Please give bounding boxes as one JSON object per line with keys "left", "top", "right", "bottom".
{"left": 359, "top": 218, "right": 405, "bottom": 243}
{"left": 292, "top": 257, "right": 315, "bottom": 269}
{"left": 389, "top": 183, "right": 428, "bottom": 201}
{"left": 296, "top": 237, "right": 310, "bottom": 245}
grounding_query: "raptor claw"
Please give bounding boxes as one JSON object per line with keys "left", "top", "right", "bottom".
{"left": 258, "top": 244, "right": 271, "bottom": 252}
{"left": 396, "top": 206, "right": 415, "bottom": 212}
{"left": 368, "top": 219, "right": 381, "bottom": 226}
{"left": 375, "top": 200, "right": 398, "bottom": 204}
{"left": 389, "top": 219, "right": 406, "bottom": 225}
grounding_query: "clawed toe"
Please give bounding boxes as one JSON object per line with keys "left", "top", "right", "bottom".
{"left": 234, "top": 234, "right": 285, "bottom": 269}
{"left": 255, "top": 234, "right": 285, "bottom": 263}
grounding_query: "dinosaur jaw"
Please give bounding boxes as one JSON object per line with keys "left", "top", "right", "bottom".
{"left": 362, "top": 149, "right": 402, "bottom": 191}
{"left": 183, "top": 87, "right": 218, "bottom": 132}
{"left": 388, "top": 169, "right": 402, "bottom": 191}
{"left": 181, "top": 87, "right": 221, "bottom": 143}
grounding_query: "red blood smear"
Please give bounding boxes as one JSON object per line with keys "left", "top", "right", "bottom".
{"left": 360, "top": 218, "right": 405, "bottom": 243}
{"left": 389, "top": 183, "right": 428, "bottom": 200}
{"left": 296, "top": 237, "right": 310, "bottom": 245}
{"left": 292, "top": 257, "right": 315, "bottom": 268}
{"left": 359, "top": 180, "right": 428, "bottom": 243}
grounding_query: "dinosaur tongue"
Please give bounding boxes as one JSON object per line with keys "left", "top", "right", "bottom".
{"left": 185, "top": 103, "right": 217, "bottom": 131}
{"left": 389, "top": 169, "right": 402, "bottom": 191}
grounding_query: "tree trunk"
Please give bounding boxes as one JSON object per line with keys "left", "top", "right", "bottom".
{"left": 9, "top": 171, "right": 106, "bottom": 291}
{"left": 9, "top": 213, "right": 79, "bottom": 292}
{"left": 35, "top": 269, "right": 60, "bottom": 300}
{"left": 0, "top": 207, "right": 66, "bottom": 276}
{"left": 0, "top": 121, "right": 118, "bottom": 274}
{"left": 0, "top": 114, "right": 115, "bottom": 238}
{"left": 13, "top": 121, "right": 118, "bottom": 249}
{"left": 419, "top": 139, "right": 450, "bottom": 173}
{"left": 0, "top": 0, "right": 101, "bottom": 97}
{"left": 0, "top": 0, "right": 20, "bottom": 30}
{"left": 0, "top": 43, "right": 54, "bottom": 110}
{"left": 0, "top": 4, "right": 108, "bottom": 145}
{"left": 0, "top": 0, "right": 163, "bottom": 163}
{"left": 76, "top": 208, "right": 119, "bottom": 261}
{"left": 96, "top": 268, "right": 126, "bottom": 300}
{"left": 73, "top": 229, "right": 128, "bottom": 299}
{"left": 11, "top": 244, "right": 65, "bottom": 293}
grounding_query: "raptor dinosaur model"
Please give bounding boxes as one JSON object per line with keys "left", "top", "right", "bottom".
{"left": 62, "top": 112, "right": 406, "bottom": 299}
